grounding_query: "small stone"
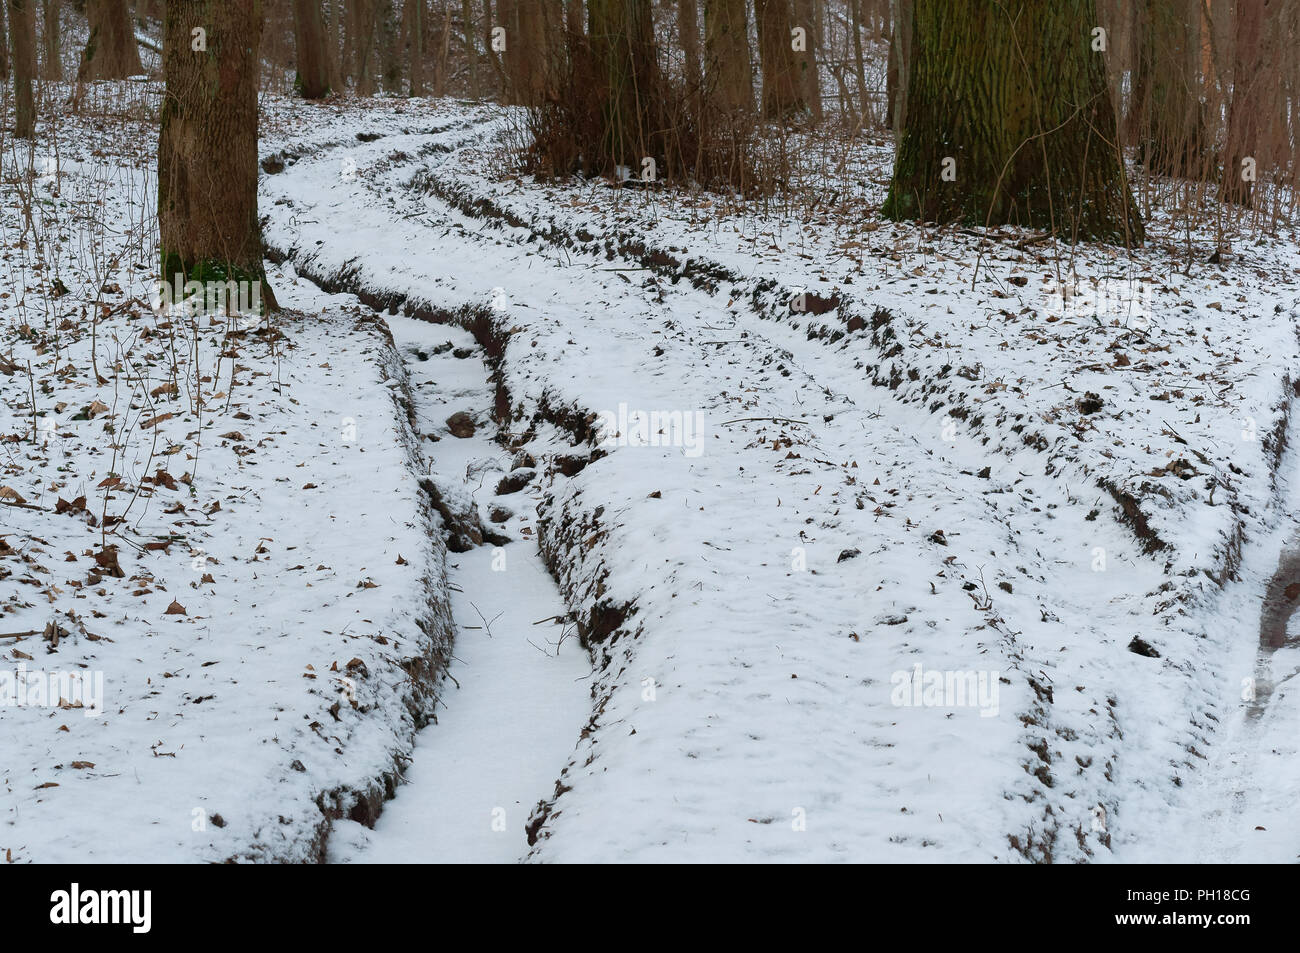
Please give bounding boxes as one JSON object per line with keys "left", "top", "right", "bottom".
{"left": 446, "top": 412, "right": 476, "bottom": 438}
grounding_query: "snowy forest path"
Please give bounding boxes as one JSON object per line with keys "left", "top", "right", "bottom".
{"left": 256, "top": 107, "right": 1292, "bottom": 862}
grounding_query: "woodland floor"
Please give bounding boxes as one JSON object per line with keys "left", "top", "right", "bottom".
{"left": 2, "top": 89, "right": 1300, "bottom": 862}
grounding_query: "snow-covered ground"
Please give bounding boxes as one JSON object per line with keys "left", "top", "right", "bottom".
{"left": 258, "top": 96, "right": 1300, "bottom": 862}
{"left": 4, "top": 87, "right": 1299, "bottom": 863}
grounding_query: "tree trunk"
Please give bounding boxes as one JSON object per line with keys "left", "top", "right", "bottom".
{"left": 157, "top": 0, "right": 276, "bottom": 309}
{"left": 293, "top": 0, "right": 330, "bottom": 98}
{"left": 886, "top": 0, "right": 911, "bottom": 134}
{"left": 409, "top": 0, "right": 424, "bottom": 95}
{"left": 377, "top": 0, "right": 400, "bottom": 92}
{"left": 40, "top": 0, "right": 58, "bottom": 80}
{"left": 794, "top": 0, "right": 821, "bottom": 121}
{"left": 755, "top": 0, "right": 802, "bottom": 118}
{"left": 78, "top": 0, "right": 143, "bottom": 80}
{"left": 351, "top": 0, "right": 377, "bottom": 94}
{"left": 9, "top": 0, "right": 34, "bottom": 136}
{"left": 1219, "top": 0, "right": 1271, "bottom": 205}
{"left": 326, "top": 0, "right": 344, "bottom": 92}
{"left": 1134, "top": 0, "right": 1207, "bottom": 178}
{"left": 849, "top": 0, "right": 869, "bottom": 123}
{"left": 882, "top": 0, "right": 1144, "bottom": 245}
{"left": 588, "top": 0, "right": 660, "bottom": 172}
{"left": 679, "top": 0, "right": 700, "bottom": 89}
{"left": 461, "top": 0, "right": 477, "bottom": 96}
{"left": 1, "top": 0, "right": 12, "bottom": 82}
{"left": 704, "top": 0, "right": 752, "bottom": 114}
{"left": 512, "top": 0, "right": 548, "bottom": 104}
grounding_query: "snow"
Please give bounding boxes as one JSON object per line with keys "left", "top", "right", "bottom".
{"left": 4, "top": 85, "right": 1299, "bottom": 863}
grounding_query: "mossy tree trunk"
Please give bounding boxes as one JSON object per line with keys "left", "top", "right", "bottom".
{"left": 704, "top": 0, "right": 752, "bottom": 114}
{"left": 882, "top": 0, "right": 1144, "bottom": 245}
{"left": 8, "top": 0, "right": 35, "bottom": 137}
{"left": 292, "top": 0, "right": 330, "bottom": 98}
{"left": 157, "top": 0, "right": 277, "bottom": 311}
{"left": 79, "top": 0, "right": 143, "bottom": 81}
{"left": 755, "top": 0, "right": 804, "bottom": 119}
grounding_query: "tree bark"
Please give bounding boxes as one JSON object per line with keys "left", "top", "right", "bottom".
{"left": 461, "top": 0, "right": 478, "bottom": 96}
{"left": 9, "top": 0, "right": 34, "bottom": 137}
{"left": 40, "top": 0, "right": 58, "bottom": 80}
{"left": 794, "top": 0, "right": 821, "bottom": 121}
{"left": 377, "top": 0, "right": 400, "bottom": 92}
{"left": 351, "top": 0, "right": 377, "bottom": 94}
{"left": 882, "top": 0, "right": 1144, "bottom": 245}
{"left": 157, "top": 0, "right": 276, "bottom": 309}
{"left": 588, "top": 0, "right": 661, "bottom": 171}
{"left": 1133, "top": 0, "right": 1207, "bottom": 178}
{"left": 679, "top": 0, "right": 701, "bottom": 89}
{"left": 755, "top": 0, "right": 802, "bottom": 118}
{"left": 1219, "top": 0, "right": 1271, "bottom": 205}
{"left": 886, "top": 0, "right": 911, "bottom": 134}
{"left": 409, "top": 0, "right": 424, "bottom": 95}
{"left": 1, "top": 1, "right": 10, "bottom": 81}
{"left": 704, "top": 0, "right": 752, "bottom": 114}
{"left": 292, "top": 0, "right": 330, "bottom": 98}
{"left": 78, "top": 0, "right": 143, "bottom": 80}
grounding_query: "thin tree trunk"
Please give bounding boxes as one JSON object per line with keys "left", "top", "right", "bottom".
{"left": 9, "top": 0, "right": 34, "bottom": 137}
{"left": 679, "top": 0, "right": 700, "bottom": 89}
{"left": 78, "top": 0, "right": 143, "bottom": 81}
{"left": 849, "top": 0, "right": 869, "bottom": 123}
{"left": 886, "top": 0, "right": 911, "bottom": 135}
{"left": 326, "top": 0, "right": 344, "bottom": 92}
{"left": 377, "top": 0, "right": 400, "bottom": 92}
{"left": 293, "top": 0, "right": 330, "bottom": 98}
{"left": 157, "top": 0, "right": 276, "bottom": 308}
{"left": 1, "top": 0, "right": 13, "bottom": 81}
{"left": 883, "top": 0, "right": 1144, "bottom": 245}
{"left": 410, "top": 0, "right": 424, "bottom": 94}
{"left": 40, "top": 0, "right": 58, "bottom": 80}
{"left": 704, "top": 0, "right": 752, "bottom": 114}
{"left": 461, "top": 0, "right": 478, "bottom": 96}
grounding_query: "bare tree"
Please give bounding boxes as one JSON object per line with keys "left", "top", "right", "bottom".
{"left": 40, "top": 0, "right": 58, "bottom": 80}
{"left": 755, "top": 0, "right": 804, "bottom": 118}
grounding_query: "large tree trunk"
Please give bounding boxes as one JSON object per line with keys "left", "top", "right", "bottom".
{"left": 882, "top": 0, "right": 1144, "bottom": 245}
{"left": 9, "top": 0, "right": 34, "bottom": 137}
{"left": 78, "top": 0, "right": 143, "bottom": 80}
{"left": 1219, "top": 0, "right": 1272, "bottom": 205}
{"left": 292, "top": 0, "right": 330, "bottom": 98}
{"left": 157, "top": 0, "right": 276, "bottom": 310}
{"left": 40, "top": 0, "right": 58, "bottom": 80}
{"left": 588, "top": 0, "right": 661, "bottom": 172}
{"left": 704, "top": 0, "right": 752, "bottom": 113}
{"left": 1133, "top": 0, "right": 1207, "bottom": 178}
{"left": 755, "top": 0, "right": 802, "bottom": 118}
